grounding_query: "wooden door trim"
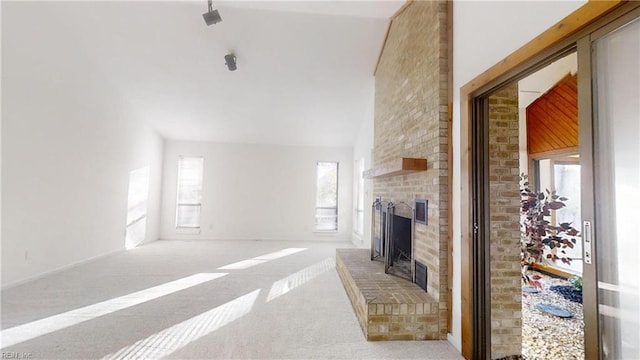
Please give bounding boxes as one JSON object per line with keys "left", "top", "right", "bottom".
{"left": 459, "top": 1, "right": 625, "bottom": 358}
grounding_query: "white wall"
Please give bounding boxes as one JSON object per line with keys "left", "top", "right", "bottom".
{"left": 352, "top": 87, "right": 375, "bottom": 248}
{"left": 160, "top": 141, "right": 353, "bottom": 242}
{"left": 1, "top": 3, "right": 164, "bottom": 287}
{"left": 450, "top": 0, "right": 586, "bottom": 350}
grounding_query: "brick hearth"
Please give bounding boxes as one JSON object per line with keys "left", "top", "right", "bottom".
{"left": 336, "top": 248, "right": 440, "bottom": 341}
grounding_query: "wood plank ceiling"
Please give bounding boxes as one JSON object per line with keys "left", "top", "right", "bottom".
{"left": 526, "top": 73, "right": 578, "bottom": 155}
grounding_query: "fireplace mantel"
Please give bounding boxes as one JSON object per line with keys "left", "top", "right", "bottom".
{"left": 363, "top": 157, "right": 427, "bottom": 179}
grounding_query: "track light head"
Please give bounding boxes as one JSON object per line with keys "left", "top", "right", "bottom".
{"left": 203, "top": 10, "right": 221, "bottom": 25}
{"left": 225, "top": 54, "right": 237, "bottom": 71}
{"left": 203, "top": 0, "right": 222, "bottom": 26}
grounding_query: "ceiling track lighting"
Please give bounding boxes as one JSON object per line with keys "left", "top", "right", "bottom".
{"left": 203, "top": 0, "right": 222, "bottom": 26}
{"left": 225, "top": 54, "right": 237, "bottom": 71}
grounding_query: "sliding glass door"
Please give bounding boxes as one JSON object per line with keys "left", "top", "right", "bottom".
{"left": 582, "top": 11, "right": 640, "bottom": 359}
{"left": 466, "top": 4, "right": 640, "bottom": 358}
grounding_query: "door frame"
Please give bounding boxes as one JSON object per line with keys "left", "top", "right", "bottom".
{"left": 459, "top": 1, "right": 637, "bottom": 358}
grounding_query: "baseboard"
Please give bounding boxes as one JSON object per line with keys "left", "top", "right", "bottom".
{"left": 1, "top": 247, "right": 126, "bottom": 290}
{"left": 447, "top": 332, "right": 462, "bottom": 352}
{"left": 158, "top": 236, "right": 353, "bottom": 243}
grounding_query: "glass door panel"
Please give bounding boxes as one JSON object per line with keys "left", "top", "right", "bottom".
{"left": 593, "top": 16, "right": 640, "bottom": 359}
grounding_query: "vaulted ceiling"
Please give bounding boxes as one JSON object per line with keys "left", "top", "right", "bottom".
{"left": 4, "top": 1, "right": 404, "bottom": 147}
{"left": 526, "top": 74, "right": 578, "bottom": 155}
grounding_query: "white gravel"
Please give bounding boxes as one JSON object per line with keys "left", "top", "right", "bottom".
{"left": 522, "top": 271, "right": 584, "bottom": 360}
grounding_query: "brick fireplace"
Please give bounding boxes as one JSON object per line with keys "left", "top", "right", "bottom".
{"left": 337, "top": 0, "right": 449, "bottom": 342}
{"left": 336, "top": 249, "right": 439, "bottom": 340}
{"left": 371, "top": 0, "right": 449, "bottom": 340}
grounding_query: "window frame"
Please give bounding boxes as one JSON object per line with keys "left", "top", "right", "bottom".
{"left": 314, "top": 161, "right": 339, "bottom": 232}
{"left": 354, "top": 158, "right": 365, "bottom": 236}
{"left": 175, "top": 156, "right": 204, "bottom": 229}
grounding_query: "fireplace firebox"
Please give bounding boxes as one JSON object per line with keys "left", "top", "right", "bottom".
{"left": 371, "top": 199, "right": 421, "bottom": 285}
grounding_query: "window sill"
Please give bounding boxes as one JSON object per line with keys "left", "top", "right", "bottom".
{"left": 176, "top": 227, "right": 201, "bottom": 235}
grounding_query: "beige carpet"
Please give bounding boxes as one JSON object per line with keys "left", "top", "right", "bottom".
{"left": 1, "top": 239, "right": 462, "bottom": 359}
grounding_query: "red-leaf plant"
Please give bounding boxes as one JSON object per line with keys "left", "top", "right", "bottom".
{"left": 520, "top": 174, "right": 580, "bottom": 288}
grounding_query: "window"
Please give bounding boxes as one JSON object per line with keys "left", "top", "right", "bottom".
{"left": 175, "top": 156, "right": 204, "bottom": 228}
{"left": 553, "top": 161, "right": 581, "bottom": 227}
{"left": 315, "top": 161, "right": 338, "bottom": 231}
{"left": 354, "top": 158, "right": 365, "bottom": 235}
{"left": 532, "top": 156, "right": 582, "bottom": 274}
{"left": 534, "top": 156, "right": 581, "bottom": 227}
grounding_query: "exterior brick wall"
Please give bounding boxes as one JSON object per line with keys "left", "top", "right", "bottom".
{"left": 372, "top": 1, "right": 448, "bottom": 339}
{"left": 488, "top": 84, "right": 522, "bottom": 357}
